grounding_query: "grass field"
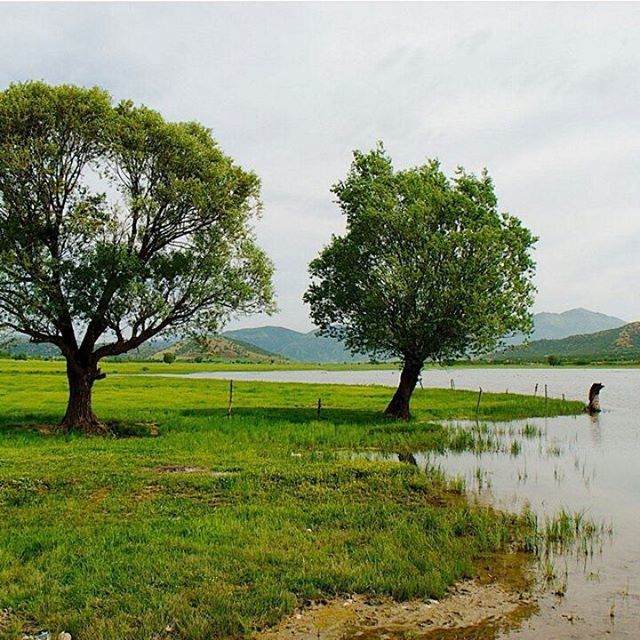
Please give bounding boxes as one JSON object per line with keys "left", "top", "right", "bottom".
{"left": 0, "top": 362, "right": 583, "bottom": 639}
{"left": 2, "top": 357, "right": 637, "bottom": 375}
{"left": 0, "top": 359, "right": 397, "bottom": 375}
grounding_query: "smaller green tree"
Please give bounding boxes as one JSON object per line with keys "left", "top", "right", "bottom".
{"left": 163, "top": 352, "right": 176, "bottom": 364}
{"left": 305, "top": 144, "right": 537, "bottom": 419}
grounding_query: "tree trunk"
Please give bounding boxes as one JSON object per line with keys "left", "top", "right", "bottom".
{"left": 60, "top": 358, "right": 109, "bottom": 434}
{"left": 384, "top": 362, "right": 422, "bottom": 420}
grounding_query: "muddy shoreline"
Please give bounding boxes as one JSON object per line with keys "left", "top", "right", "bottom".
{"left": 256, "top": 553, "right": 538, "bottom": 640}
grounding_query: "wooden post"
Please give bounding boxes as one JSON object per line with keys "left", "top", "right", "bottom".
{"left": 317, "top": 397, "right": 322, "bottom": 420}
{"left": 544, "top": 384, "right": 548, "bottom": 414}
{"left": 227, "top": 380, "right": 233, "bottom": 417}
{"left": 534, "top": 383, "right": 538, "bottom": 397}
{"left": 450, "top": 378, "right": 455, "bottom": 390}
{"left": 562, "top": 393, "right": 566, "bottom": 402}
{"left": 475, "top": 387, "right": 483, "bottom": 417}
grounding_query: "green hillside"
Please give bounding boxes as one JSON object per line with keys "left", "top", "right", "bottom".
{"left": 495, "top": 322, "right": 640, "bottom": 363}
{"left": 151, "top": 335, "right": 287, "bottom": 362}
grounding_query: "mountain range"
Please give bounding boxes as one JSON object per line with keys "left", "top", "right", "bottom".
{"left": 1, "top": 308, "right": 631, "bottom": 363}
{"left": 505, "top": 308, "right": 626, "bottom": 344}
{"left": 224, "top": 308, "right": 628, "bottom": 362}
{"left": 222, "top": 326, "right": 369, "bottom": 363}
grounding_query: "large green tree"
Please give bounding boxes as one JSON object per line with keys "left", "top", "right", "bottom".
{"left": 0, "top": 82, "right": 274, "bottom": 433}
{"left": 305, "top": 144, "right": 536, "bottom": 419}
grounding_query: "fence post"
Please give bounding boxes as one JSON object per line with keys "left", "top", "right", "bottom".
{"left": 227, "top": 380, "right": 233, "bottom": 417}
{"left": 475, "top": 387, "right": 483, "bottom": 417}
{"left": 544, "top": 384, "right": 548, "bottom": 414}
{"left": 317, "top": 397, "right": 322, "bottom": 420}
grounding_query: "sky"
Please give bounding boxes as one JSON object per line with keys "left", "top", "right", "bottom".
{"left": 1, "top": 2, "right": 639, "bottom": 331}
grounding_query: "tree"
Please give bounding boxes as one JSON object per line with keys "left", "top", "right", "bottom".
{"left": 0, "top": 82, "right": 274, "bottom": 433}
{"left": 304, "top": 144, "right": 536, "bottom": 420}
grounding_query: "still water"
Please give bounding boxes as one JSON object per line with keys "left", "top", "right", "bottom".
{"left": 162, "top": 367, "right": 639, "bottom": 638}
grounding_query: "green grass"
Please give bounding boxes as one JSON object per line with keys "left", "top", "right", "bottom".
{"left": 0, "top": 358, "right": 399, "bottom": 375}
{"left": 0, "top": 364, "right": 583, "bottom": 639}
{"left": 3, "top": 356, "right": 640, "bottom": 375}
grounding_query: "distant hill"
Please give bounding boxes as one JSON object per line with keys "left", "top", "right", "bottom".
{"left": 505, "top": 308, "right": 626, "bottom": 345}
{"left": 496, "top": 322, "right": 640, "bottom": 362}
{"left": 118, "top": 338, "right": 180, "bottom": 360}
{"left": 0, "top": 339, "right": 61, "bottom": 358}
{"left": 0, "top": 336, "right": 182, "bottom": 360}
{"left": 151, "top": 335, "right": 286, "bottom": 362}
{"left": 223, "top": 326, "right": 369, "bottom": 363}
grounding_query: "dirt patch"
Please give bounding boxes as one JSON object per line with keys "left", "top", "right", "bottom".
{"left": 255, "top": 553, "right": 537, "bottom": 640}
{"left": 88, "top": 486, "right": 110, "bottom": 504}
{"left": 135, "top": 484, "right": 162, "bottom": 502}
{"left": 152, "top": 465, "right": 237, "bottom": 476}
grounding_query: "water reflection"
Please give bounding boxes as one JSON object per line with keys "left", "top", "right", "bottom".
{"left": 403, "top": 412, "right": 636, "bottom": 639}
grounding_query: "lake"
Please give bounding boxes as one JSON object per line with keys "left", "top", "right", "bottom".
{"left": 155, "top": 367, "right": 639, "bottom": 638}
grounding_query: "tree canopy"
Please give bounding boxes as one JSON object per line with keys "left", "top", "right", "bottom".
{"left": 305, "top": 144, "right": 536, "bottom": 418}
{"left": 0, "top": 82, "right": 274, "bottom": 431}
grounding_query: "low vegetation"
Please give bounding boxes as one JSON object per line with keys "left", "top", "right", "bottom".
{"left": 0, "top": 362, "right": 583, "bottom": 639}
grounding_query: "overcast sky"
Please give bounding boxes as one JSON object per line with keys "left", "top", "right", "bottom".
{"left": 1, "top": 2, "right": 639, "bottom": 331}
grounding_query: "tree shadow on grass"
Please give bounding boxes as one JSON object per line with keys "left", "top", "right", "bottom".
{"left": 0, "top": 407, "right": 421, "bottom": 438}
{"left": 0, "top": 413, "right": 157, "bottom": 438}
{"left": 178, "top": 406, "right": 440, "bottom": 439}
{"left": 178, "top": 405, "right": 399, "bottom": 427}
{"left": 0, "top": 413, "right": 63, "bottom": 436}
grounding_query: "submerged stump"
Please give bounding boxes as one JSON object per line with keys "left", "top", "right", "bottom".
{"left": 587, "top": 383, "right": 605, "bottom": 414}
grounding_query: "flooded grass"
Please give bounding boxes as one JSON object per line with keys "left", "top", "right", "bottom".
{"left": 519, "top": 507, "right": 612, "bottom": 558}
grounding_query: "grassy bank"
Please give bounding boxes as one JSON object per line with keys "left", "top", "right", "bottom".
{"left": 2, "top": 357, "right": 639, "bottom": 376}
{"left": 0, "top": 366, "right": 583, "bottom": 639}
{"left": 0, "top": 359, "right": 398, "bottom": 375}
